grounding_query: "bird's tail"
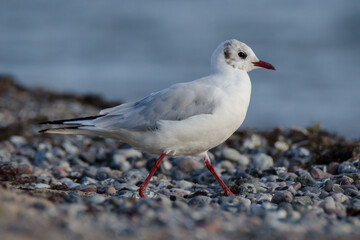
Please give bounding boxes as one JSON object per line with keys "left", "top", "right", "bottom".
{"left": 39, "top": 115, "right": 105, "bottom": 135}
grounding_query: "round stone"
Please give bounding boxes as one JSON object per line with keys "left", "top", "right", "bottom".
{"left": 272, "top": 191, "right": 293, "bottom": 204}
{"left": 253, "top": 153, "right": 273, "bottom": 170}
{"left": 221, "top": 148, "right": 249, "bottom": 165}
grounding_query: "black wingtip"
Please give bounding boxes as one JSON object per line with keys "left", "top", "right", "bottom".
{"left": 38, "top": 128, "right": 48, "bottom": 133}
{"left": 39, "top": 114, "right": 105, "bottom": 125}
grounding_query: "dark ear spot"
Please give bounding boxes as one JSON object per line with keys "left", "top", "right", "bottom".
{"left": 224, "top": 49, "right": 231, "bottom": 59}
{"left": 223, "top": 42, "right": 232, "bottom": 60}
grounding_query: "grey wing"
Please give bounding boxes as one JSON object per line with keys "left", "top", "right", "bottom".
{"left": 94, "top": 82, "right": 216, "bottom": 131}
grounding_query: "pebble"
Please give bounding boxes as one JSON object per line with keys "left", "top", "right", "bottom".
{"left": 293, "top": 196, "right": 313, "bottom": 206}
{"left": 272, "top": 191, "right": 293, "bottom": 204}
{"left": 327, "top": 162, "right": 339, "bottom": 174}
{"left": 17, "top": 162, "right": 33, "bottom": 174}
{"left": 79, "top": 185, "right": 97, "bottom": 193}
{"left": 324, "top": 179, "right": 334, "bottom": 192}
{"left": 122, "top": 169, "right": 146, "bottom": 184}
{"left": 238, "top": 183, "right": 256, "bottom": 194}
{"left": 332, "top": 193, "right": 349, "bottom": 203}
{"left": 338, "top": 162, "right": 359, "bottom": 174}
{"left": 291, "top": 147, "right": 310, "bottom": 157}
{"left": 81, "top": 176, "right": 98, "bottom": 185}
{"left": 112, "top": 183, "right": 139, "bottom": 191}
{"left": 337, "top": 176, "right": 354, "bottom": 185}
{"left": 111, "top": 159, "right": 131, "bottom": 172}
{"left": 333, "top": 184, "right": 345, "bottom": 193}
{"left": 253, "top": 153, "right": 273, "bottom": 170}
{"left": 115, "top": 148, "right": 142, "bottom": 159}
{"left": 88, "top": 194, "right": 106, "bottom": 205}
{"left": 219, "top": 160, "right": 235, "bottom": 172}
{"left": 310, "top": 167, "right": 326, "bottom": 179}
{"left": 296, "top": 173, "right": 316, "bottom": 187}
{"left": 320, "top": 197, "right": 346, "bottom": 217}
{"left": 106, "top": 186, "right": 117, "bottom": 194}
{"left": 176, "top": 180, "right": 194, "bottom": 190}
{"left": 83, "top": 167, "right": 98, "bottom": 179}
{"left": 221, "top": 148, "right": 249, "bottom": 165}
{"left": 62, "top": 141, "right": 79, "bottom": 155}
{"left": 34, "top": 183, "right": 50, "bottom": 189}
{"left": 67, "top": 182, "right": 80, "bottom": 189}
{"left": 10, "top": 136, "right": 27, "bottom": 145}
{"left": 178, "top": 157, "right": 204, "bottom": 173}
{"left": 274, "top": 141, "right": 289, "bottom": 152}
{"left": 96, "top": 167, "right": 111, "bottom": 180}
{"left": 171, "top": 169, "right": 190, "bottom": 181}
{"left": 111, "top": 152, "right": 126, "bottom": 164}
{"left": 0, "top": 150, "right": 11, "bottom": 162}
{"left": 80, "top": 151, "right": 97, "bottom": 165}
{"left": 188, "top": 196, "right": 212, "bottom": 206}
{"left": 348, "top": 198, "right": 360, "bottom": 215}
{"left": 243, "top": 134, "right": 263, "bottom": 149}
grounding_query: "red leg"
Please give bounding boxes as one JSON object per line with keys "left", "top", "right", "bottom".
{"left": 139, "top": 153, "right": 167, "bottom": 198}
{"left": 204, "top": 156, "right": 234, "bottom": 196}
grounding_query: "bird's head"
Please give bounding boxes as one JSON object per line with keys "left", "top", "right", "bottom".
{"left": 211, "top": 39, "right": 275, "bottom": 73}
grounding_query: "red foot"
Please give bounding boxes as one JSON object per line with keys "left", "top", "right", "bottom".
{"left": 223, "top": 189, "right": 235, "bottom": 196}
{"left": 138, "top": 153, "right": 167, "bottom": 198}
{"left": 139, "top": 187, "right": 147, "bottom": 198}
{"left": 204, "top": 156, "right": 236, "bottom": 196}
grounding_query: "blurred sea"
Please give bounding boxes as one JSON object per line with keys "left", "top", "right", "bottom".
{"left": 1, "top": 0, "right": 360, "bottom": 138}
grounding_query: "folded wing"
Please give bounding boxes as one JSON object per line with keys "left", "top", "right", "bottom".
{"left": 95, "top": 82, "right": 217, "bottom": 131}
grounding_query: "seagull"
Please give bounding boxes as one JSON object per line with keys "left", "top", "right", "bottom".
{"left": 40, "top": 39, "right": 275, "bottom": 198}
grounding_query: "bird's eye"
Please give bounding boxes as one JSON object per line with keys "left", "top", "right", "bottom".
{"left": 238, "top": 52, "right": 247, "bottom": 59}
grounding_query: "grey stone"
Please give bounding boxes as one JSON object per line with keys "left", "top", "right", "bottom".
{"left": 221, "top": 148, "right": 249, "bottom": 165}
{"left": 176, "top": 180, "right": 193, "bottom": 190}
{"left": 62, "top": 141, "right": 78, "bottom": 155}
{"left": 171, "top": 169, "right": 190, "bottom": 181}
{"left": 293, "top": 196, "right": 313, "bottom": 206}
{"left": 122, "top": 169, "right": 147, "bottom": 184}
{"left": 274, "top": 141, "right": 289, "bottom": 152}
{"left": 96, "top": 167, "right": 111, "bottom": 181}
{"left": 219, "top": 160, "right": 234, "bottom": 172}
{"left": 333, "top": 184, "right": 345, "bottom": 193}
{"left": 80, "top": 176, "right": 97, "bottom": 185}
{"left": 188, "top": 196, "right": 211, "bottom": 206}
{"left": 0, "top": 150, "right": 11, "bottom": 162}
{"left": 115, "top": 148, "right": 142, "bottom": 159}
{"left": 348, "top": 198, "right": 360, "bottom": 215}
{"left": 59, "top": 178, "right": 73, "bottom": 184}
{"left": 10, "top": 136, "right": 26, "bottom": 145}
{"left": 242, "top": 134, "right": 263, "bottom": 149}
{"left": 87, "top": 194, "right": 106, "bottom": 205}
{"left": 338, "top": 162, "right": 359, "bottom": 174}
{"left": 324, "top": 179, "right": 333, "bottom": 192}
{"left": 238, "top": 183, "right": 256, "bottom": 194}
{"left": 34, "top": 183, "right": 50, "bottom": 189}
{"left": 178, "top": 157, "right": 204, "bottom": 173}
{"left": 332, "top": 193, "right": 349, "bottom": 203}
{"left": 67, "top": 182, "right": 80, "bottom": 189}
{"left": 83, "top": 166, "right": 98, "bottom": 178}
{"left": 296, "top": 172, "right": 316, "bottom": 186}
{"left": 253, "top": 153, "right": 273, "bottom": 170}
{"left": 272, "top": 191, "right": 293, "bottom": 204}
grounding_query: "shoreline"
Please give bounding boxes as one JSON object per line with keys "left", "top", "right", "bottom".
{"left": 1, "top": 76, "right": 360, "bottom": 240}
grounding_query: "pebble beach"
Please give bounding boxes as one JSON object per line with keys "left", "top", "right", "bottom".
{"left": 1, "top": 76, "right": 360, "bottom": 240}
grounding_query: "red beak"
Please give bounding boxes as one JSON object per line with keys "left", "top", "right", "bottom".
{"left": 252, "top": 60, "right": 276, "bottom": 70}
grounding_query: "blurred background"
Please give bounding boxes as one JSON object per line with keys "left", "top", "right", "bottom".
{"left": 1, "top": 0, "right": 359, "bottom": 138}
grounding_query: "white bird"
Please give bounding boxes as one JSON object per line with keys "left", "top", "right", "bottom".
{"left": 40, "top": 39, "right": 275, "bottom": 198}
